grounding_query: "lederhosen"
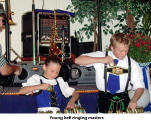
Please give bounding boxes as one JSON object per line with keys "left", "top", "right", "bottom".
{"left": 34, "top": 77, "right": 64, "bottom": 112}
{"left": 97, "top": 52, "right": 131, "bottom": 113}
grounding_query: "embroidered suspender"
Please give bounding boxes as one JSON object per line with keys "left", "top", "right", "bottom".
{"left": 48, "top": 85, "right": 58, "bottom": 107}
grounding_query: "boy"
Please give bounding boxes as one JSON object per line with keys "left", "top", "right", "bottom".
{"left": 75, "top": 33, "right": 145, "bottom": 113}
{"left": 19, "top": 55, "right": 79, "bottom": 113}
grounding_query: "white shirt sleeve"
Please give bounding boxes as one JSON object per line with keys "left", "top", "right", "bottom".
{"left": 130, "top": 59, "right": 145, "bottom": 90}
{"left": 81, "top": 51, "right": 105, "bottom": 67}
{"left": 57, "top": 77, "right": 75, "bottom": 98}
{"left": 22, "top": 74, "right": 41, "bottom": 94}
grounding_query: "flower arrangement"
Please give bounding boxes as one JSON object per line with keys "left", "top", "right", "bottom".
{"left": 128, "top": 33, "right": 151, "bottom": 63}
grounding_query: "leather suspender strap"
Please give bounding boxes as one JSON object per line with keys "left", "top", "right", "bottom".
{"left": 104, "top": 51, "right": 108, "bottom": 93}
{"left": 125, "top": 56, "right": 131, "bottom": 92}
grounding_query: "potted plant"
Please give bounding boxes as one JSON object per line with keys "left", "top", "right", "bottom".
{"left": 128, "top": 33, "right": 151, "bottom": 63}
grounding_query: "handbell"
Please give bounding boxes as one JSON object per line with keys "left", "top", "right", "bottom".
{"left": 64, "top": 106, "right": 86, "bottom": 113}
{"left": 8, "top": 0, "right": 16, "bottom": 25}
{"left": 8, "top": 16, "right": 16, "bottom": 25}
{"left": 126, "top": 107, "right": 144, "bottom": 113}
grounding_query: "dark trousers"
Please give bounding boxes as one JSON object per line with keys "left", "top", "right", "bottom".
{"left": 97, "top": 91, "right": 130, "bottom": 113}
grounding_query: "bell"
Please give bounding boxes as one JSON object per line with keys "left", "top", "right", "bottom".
{"left": 9, "top": 18, "right": 15, "bottom": 25}
{"left": 8, "top": 0, "right": 16, "bottom": 25}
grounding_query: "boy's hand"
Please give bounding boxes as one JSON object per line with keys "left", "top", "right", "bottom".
{"left": 66, "top": 99, "right": 75, "bottom": 109}
{"left": 104, "top": 56, "right": 114, "bottom": 64}
{"left": 127, "top": 101, "right": 137, "bottom": 112}
{"left": 39, "top": 83, "right": 50, "bottom": 90}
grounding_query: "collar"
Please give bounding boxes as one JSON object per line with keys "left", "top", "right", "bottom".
{"left": 109, "top": 51, "right": 127, "bottom": 62}
{"left": 40, "top": 75, "right": 57, "bottom": 85}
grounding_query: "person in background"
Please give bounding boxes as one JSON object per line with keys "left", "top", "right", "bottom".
{"left": 75, "top": 33, "right": 145, "bottom": 113}
{"left": 0, "top": 3, "right": 26, "bottom": 78}
{"left": 19, "top": 55, "right": 79, "bottom": 113}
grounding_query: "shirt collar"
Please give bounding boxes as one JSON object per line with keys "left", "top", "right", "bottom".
{"left": 40, "top": 75, "right": 57, "bottom": 85}
{"left": 109, "top": 51, "right": 127, "bottom": 61}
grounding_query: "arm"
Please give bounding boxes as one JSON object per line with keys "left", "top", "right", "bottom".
{"left": 0, "top": 63, "right": 22, "bottom": 76}
{"left": 18, "top": 83, "right": 51, "bottom": 95}
{"left": 66, "top": 91, "right": 79, "bottom": 109}
{"left": 18, "top": 85, "right": 42, "bottom": 95}
{"left": 0, "top": 52, "right": 22, "bottom": 76}
{"left": 128, "top": 60, "right": 145, "bottom": 111}
{"left": 128, "top": 88, "right": 144, "bottom": 111}
{"left": 75, "top": 55, "right": 113, "bottom": 65}
{"left": 56, "top": 77, "right": 79, "bottom": 109}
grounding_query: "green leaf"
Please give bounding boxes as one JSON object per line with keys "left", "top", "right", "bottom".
{"left": 120, "top": 19, "right": 124, "bottom": 22}
{"left": 114, "top": 24, "right": 119, "bottom": 28}
{"left": 67, "top": 0, "right": 151, "bottom": 45}
{"left": 109, "top": 29, "right": 113, "bottom": 34}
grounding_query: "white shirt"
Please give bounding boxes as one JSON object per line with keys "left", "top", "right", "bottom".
{"left": 22, "top": 74, "right": 75, "bottom": 98}
{"left": 82, "top": 51, "right": 145, "bottom": 93}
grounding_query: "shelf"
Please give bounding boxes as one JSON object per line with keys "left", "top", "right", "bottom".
{"left": 40, "top": 40, "right": 69, "bottom": 44}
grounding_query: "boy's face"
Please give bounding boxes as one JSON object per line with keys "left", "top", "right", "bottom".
{"left": 43, "top": 62, "right": 61, "bottom": 80}
{"left": 111, "top": 42, "right": 129, "bottom": 60}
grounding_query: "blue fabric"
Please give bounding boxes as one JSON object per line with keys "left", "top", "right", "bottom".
{"left": 139, "top": 62, "right": 151, "bottom": 89}
{"left": 107, "top": 59, "right": 120, "bottom": 94}
{"left": 35, "top": 9, "right": 75, "bottom": 17}
{"left": 0, "top": 93, "right": 150, "bottom": 113}
{"left": 79, "top": 93, "right": 98, "bottom": 113}
{"left": 35, "top": 84, "right": 64, "bottom": 109}
{"left": 142, "top": 67, "right": 149, "bottom": 89}
{"left": 144, "top": 103, "right": 151, "bottom": 111}
{"left": 114, "top": 59, "right": 118, "bottom": 65}
{"left": 0, "top": 95, "right": 37, "bottom": 113}
{"left": 107, "top": 74, "right": 120, "bottom": 94}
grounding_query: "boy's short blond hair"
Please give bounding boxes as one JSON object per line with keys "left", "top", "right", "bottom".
{"left": 110, "top": 33, "right": 130, "bottom": 48}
